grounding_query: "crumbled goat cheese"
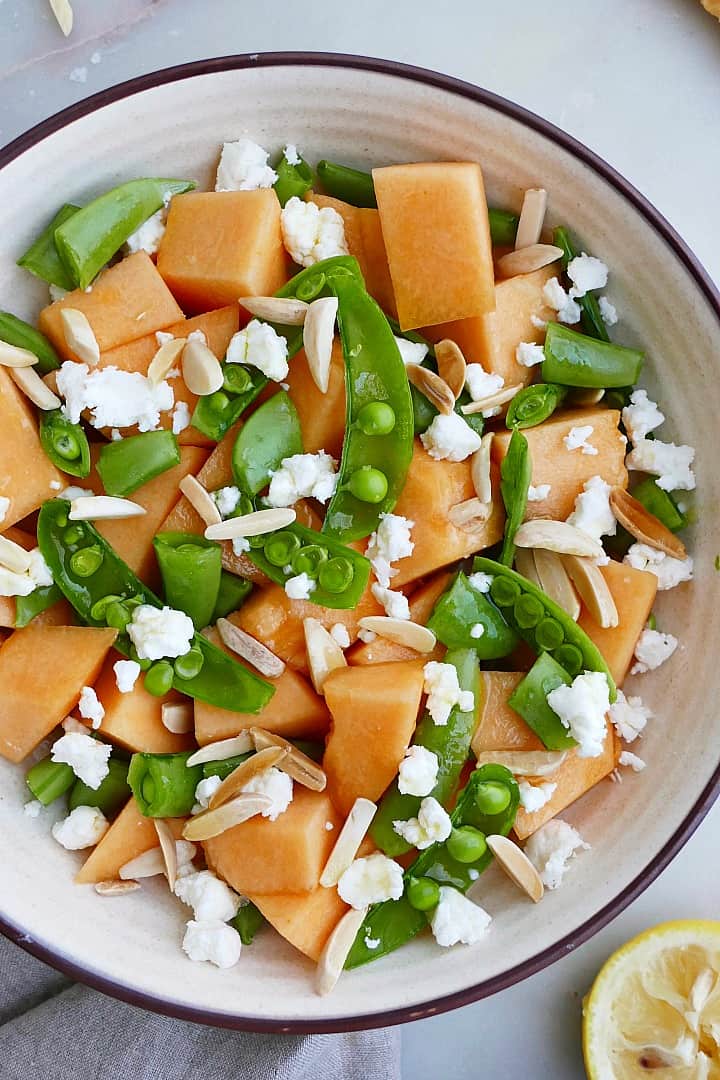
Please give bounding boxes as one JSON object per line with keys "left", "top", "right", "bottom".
{"left": 624, "top": 544, "right": 694, "bottom": 590}
{"left": 215, "top": 138, "right": 277, "bottom": 191}
{"left": 213, "top": 485, "right": 241, "bottom": 518}
{"left": 0, "top": 547, "right": 53, "bottom": 598}
{"left": 337, "top": 853, "right": 404, "bottom": 909}
{"left": 24, "top": 800, "right": 43, "bottom": 818}
{"left": 226, "top": 319, "right": 289, "bottom": 382}
{"left": 621, "top": 389, "right": 664, "bottom": 443}
{"left": 156, "top": 331, "right": 174, "bottom": 346}
{"left": 530, "top": 314, "right": 547, "bottom": 330}
{"left": 193, "top": 775, "right": 223, "bottom": 814}
{"left": 527, "top": 484, "right": 551, "bottom": 502}
{"left": 543, "top": 277, "right": 581, "bottom": 324}
{"left": 430, "top": 887, "right": 492, "bottom": 948}
{"left": 284, "top": 573, "right": 316, "bottom": 601}
{"left": 619, "top": 750, "right": 646, "bottom": 772}
{"left": 397, "top": 746, "right": 439, "bottom": 797}
{"left": 174, "top": 869, "right": 240, "bottom": 922}
{"left": 420, "top": 411, "right": 483, "bottom": 462}
{"left": 57, "top": 362, "right": 174, "bottom": 432}
{"left": 566, "top": 475, "right": 616, "bottom": 541}
{"left": 563, "top": 424, "right": 598, "bottom": 456}
{"left": 52, "top": 805, "right": 109, "bottom": 850}
{"left": 465, "top": 365, "right": 504, "bottom": 402}
{"left": 330, "top": 624, "right": 351, "bottom": 649}
{"left": 394, "top": 336, "right": 428, "bottom": 366}
{"left": 364, "top": 935, "right": 381, "bottom": 950}
{"left": 51, "top": 732, "right": 111, "bottom": 789}
{"left": 467, "top": 571, "right": 493, "bottom": 593}
{"left": 284, "top": 143, "right": 301, "bottom": 165}
{"left": 78, "top": 685, "right": 104, "bottom": 729}
{"left": 232, "top": 537, "right": 251, "bottom": 556}
{"left": 59, "top": 485, "right": 93, "bottom": 500}
{"left": 626, "top": 438, "right": 695, "bottom": 491}
{"left": 172, "top": 401, "right": 191, "bottom": 435}
{"left": 518, "top": 781, "right": 558, "bottom": 813}
{"left": 242, "top": 767, "right": 293, "bottom": 820}
{"left": 609, "top": 689, "right": 652, "bottom": 743}
{"left": 113, "top": 659, "right": 141, "bottom": 694}
{"left": 125, "top": 208, "right": 166, "bottom": 256}
{"left": 631, "top": 628, "right": 678, "bottom": 675}
{"left": 366, "top": 513, "right": 415, "bottom": 588}
{"left": 266, "top": 451, "right": 338, "bottom": 507}
{"left": 515, "top": 342, "right": 545, "bottom": 368}
{"left": 0, "top": 496, "right": 9, "bottom": 523}
{"left": 49, "top": 481, "right": 62, "bottom": 490}
{"left": 524, "top": 819, "right": 589, "bottom": 889}
{"left": 546, "top": 671, "right": 611, "bottom": 758}
{"left": 469, "top": 623, "right": 485, "bottom": 639}
{"left": 280, "top": 196, "right": 348, "bottom": 267}
{"left": 393, "top": 796, "right": 452, "bottom": 850}
{"left": 127, "top": 604, "right": 194, "bottom": 661}
{"left": 182, "top": 920, "right": 242, "bottom": 968}
{"left": 598, "top": 296, "right": 618, "bottom": 326}
{"left": 423, "top": 661, "right": 475, "bottom": 726}
{"left": 371, "top": 584, "right": 410, "bottom": 620}
{"left": 567, "top": 253, "right": 608, "bottom": 298}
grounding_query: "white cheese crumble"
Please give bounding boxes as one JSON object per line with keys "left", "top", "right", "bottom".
{"left": 392, "top": 796, "right": 452, "bottom": 850}
{"left": 24, "top": 800, "right": 43, "bottom": 818}
{"left": 621, "top": 389, "right": 665, "bottom": 443}
{"left": 0, "top": 496, "right": 9, "bottom": 523}
{"left": 631, "top": 628, "right": 678, "bottom": 675}
{"left": 423, "top": 661, "right": 474, "bottom": 726}
{"left": 59, "top": 485, "right": 94, "bottom": 501}
{"left": 52, "top": 805, "right": 109, "bottom": 850}
{"left": 241, "top": 766, "right": 293, "bottom": 820}
{"left": 542, "top": 278, "right": 581, "bottom": 324}
{"left": 527, "top": 483, "right": 551, "bottom": 502}
{"left": 524, "top": 819, "right": 589, "bottom": 889}
{"left": 325, "top": 821, "right": 335, "bottom": 831}
{"left": 515, "top": 342, "right": 545, "bottom": 368}
{"left": 78, "top": 685, "right": 104, "bottom": 730}
{"left": 598, "top": 296, "right": 618, "bottom": 326}
{"left": 567, "top": 253, "right": 608, "bottom": 298}
{"left": 366, "top": 513, "right": 415, "bottom": 589}
{"left": 125, "top": 208, "right": 166, "bottom": 256}
{"left": 284, "top": 143, "right": 301, "bottom": 166}
{"left": 266, "top": 451, "right": 338, "bottom": 507}
{"left": 226, "top": 319, "right": 289, "bottom": 383}
{"left": 394, "top": 337, "right": 429, "bottom": 366}
{"left": 280, "top": 196, "right": 348, "bottom": 268}
{"left": 397, "top": 746, "right": 439, "bottom": 797}
{"left": 364, "top": 935, "right": 381, "bottom": 950}
{"left": 127, "top": 604, "right": 194, "bottom": 661}
{"left": 546, "top": 671, "right": 610, "bottom": 758}
{"left": 284, "top": 572, "right": 316, "bottom": 601}
{"left": 518, "top": 781, "right": 557, "bottom": 813}
{"left": 213, "top": 485, "right": 241, "bottom": 518}
{"left": 608, "top": 689, "right": 652, "bottom": 743}
{"left": 182, "top": 920, "right": 242, "bottom": 968}
{"left": 171, "top": 401, "right": 191, "bottom": 435}
{"left": 624, "top": 543, "right": 694, "bottom": 590}
{"left": 371, "top": 584, "right": 410, "bottom": 621}
{"left": 232, "top": 537, "right": 251, "bottom": 557}
{"left": 465, "top": 365, "right": 504, "bottom": 402}
{"left": 113, "top": 659, "right": 141, "bottom": 694}
{"left": 357, "top": 628, "right": 377, "bottom": 644}
{"left": 566, "top": 475, "right": 616, "bottom": 542}
{"left": 192, "top": 775, "right": 223, "bottom": 814}
{"left": 0, "top": 547, "right": 53, "bottom": 598}
{"left": 530, "top": 314, "right": 547, "bottom": 331}
{"left": 51, "top": 732, "right": 111, "bottom": 789}
{"left": 420, "top": 411, "right": 483, "bottom": 463}
{"left": 215, "top": 138, "right": 277, "bottom": 191}
{"left": 626, "top": 438, "right": 695, "bottom": 491}
{"left": 57, "top": 362, "right": 174, "bottom": 432}
{"left": 469, "top": 623, "right": 485, "bottom": 639}
{"left": 337, "top": 853, "right": 404, "bottom": 909}
{"left": 563, "top": 424, "right": 598, "bottom": 456}
{"left": 174, "top": 869, "right": 240, "bottom": 922}
{"left": 619, "top": 750, "right": 646, "bottom": 772}
{"left": 330, "top": 624, "right": 351, "bottom": 649}
{"left": 430, "top": 887, "right": 492, "bottom": 948}
{"left": 467, "top": 571, "right": 493, "bottom": 593}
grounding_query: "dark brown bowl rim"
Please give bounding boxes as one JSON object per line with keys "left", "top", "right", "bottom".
{"left": 1, "top": 51, "right": 718, "bottom": 1035}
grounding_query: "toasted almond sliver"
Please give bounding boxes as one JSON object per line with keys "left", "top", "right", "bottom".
{"left": 217, "top": 618, "right": 286, "bottom": 677}
{"left": 204, "top": 507, "right": 296, "bottom": 540}
{"left": 10, "top": 366, "right": 61, "bottom": 410}
{"left": 514, "top": 188, "right": 548, "bottom": 250}
{"left": 208, "top": 745, "right": 288, "bottom": 810}
{"left": 473, "top": 749, "right": 568, "bottom": 777}
{"left": 240, "top": 296, "right": 309, "bottom": 325}
{"left": 572, "top": 387, "right": 605, "bottom": 407}
{"left": 609, "top": 486, "right": 687, "bottom": 560}
{"left": 43, "top": 369, "right": 60, "bottom": 395}
{"left": 185, "top": 732, "right": 254, "bottom": 767}
{"left": 319, "top": 797, "right": 378, "bottom": 887}
{"left": 68, "top": 495, "right": 146, "bottom": 521}
{"left": 49, "top": 0, "right": 73, "bottom": 35}
{"left": 118, "top": 840, "right": 197, "bottom": 880}
{"left": 148, "top": 337, "right": 186, "bottom": 385}
{"left": 0, "top": 535, "right": 33, "bottom": 574}
{"left": 487, "top": 834, "right": 544, "bottom": 903}
{"left": 251, "top": 727, "right": 327, "bottom": 792}
{"left": 161, "top": 701, "right": 194, "bottom": 734}
{"left": 562, "top": 554, "right": 619, "bottom": 629}
{"left": 406, "top": 364, "right": 455, "bottom": 416}
{"left": 532, "top": 548, "right": 581, "bottom": 621}
{"left": 60, "top": 308, "right": 100, "bottom": 366}
{"left": 178, "top": 474, "right": 222, "bottom": 527}
{"left": 513, "top": 547, "right": 542, "bottom": 589}
{"left": 0, "top": 341, "right": 38, "bottom": 368}
{"left": 94, "top": 879, "right": 142, "bottom": 896}
{"left": 153, "top": 819, "right": 178, "bottom": 891}
{"left": 435, "top": 339, "right": 467, "bottom": 399}
{"left": 448, "top": 497, "right": 491, "bottom": 532}
{"left": 303, "top": 616, "right": 347, "bottom": 694}
{"left": 303, "top": 296, "right": 338, "bottom": 394}
{"left": 497, "top": 243, "right": 563, "bottom": 278}
{"left": 182, "top": 338, "right": 224, "bottom": 396}
{"left": 316, "top": 905, "right": 370, "bottom": 996}
{"left": 461, "top": 383, "right": 522, "bottom": 416}
{"left": 357, "top": 616, "right": 436, "bottom": 654}
{"left": 182, "top": 793, "right": 273, "bottom": 841}
{"left": 514, "top": 518, "right": 604, "bottom": 560}
{"left": 471, "top": 432, "right": 494, "bottom": 504}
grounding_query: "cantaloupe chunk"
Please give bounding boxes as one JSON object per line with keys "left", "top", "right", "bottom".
{"left": 0, "top": 625, "right": 117, "bottom": 762}
{"left": 204, "top": 787, "right": 341, "bottom": 895}
{"left": 493, "top": 407, "right": 627, "bottom": 522}
{"left": 76, "top": 798, "right": 185, "bottom": 884}
{"left": 471, "top": 671, "right": 542, "bottom": 755}
{"left": 286, "top": 339, "right": 346, "bottom": 458}
{"left": 389, "top": 441, "right": 504, "bottom": 588}
{"left": 373, "top": 162, "right": 495, "bottom": 330}
{"left": 578, "top": 560, "right": 657, "bottom": 685}
{"left": 349, "top": 571, "right": 451, "bottom": 665}
{"left": 250, "top": 885, "right": 349, "bottom": 963}
{"left": 323, "top": 660, "right": 425, "bottom": 815}
{"left": 157, "top": 190, "right": 288, "bottom": 312}
{"left": 0, "top": 368, "right": 64, "bottom": 530}
{"left": 91, "top": 650, "right": 193, "bottom": 754}
{"left": 38, "top": 252, "right": 184, "bottom": 360}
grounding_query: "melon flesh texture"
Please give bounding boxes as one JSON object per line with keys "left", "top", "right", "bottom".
{"left": 471, "top": 671, "right": 543, "bottom": 756}
{"left": 157, "top": 190, "right": 288, "bottom": 312}
{"left": 348, "top": 571, "right": 451, "bottom": 665}
{"left": 204, "top": 787, "right": 342, "bottom": 895}
{"left": 92, "top": 650, "right": 193, "bottom": 754}
{"left": 493, "top": 407, "right": 628, "bottom": 522}
{"left": 0, "top": 367, "right": 64, "bottom": 530}
{"left": 38, "top": 252, "right": 184, "bottom": 360}
{"left": 286, "top": 338, "right": 346, "bottom": 459}
{"left": 76, "top": 799, "right": 185, "bottom": 884}
{"left": 323, "top": 659, "right": 425, "bottom": 816}
{"left": 578, "top": 559, "right": 657, "bottom": 685}
{"left": 373, "top": 162, "right": 495, "bottom": 330}
{"left": 0, "top": 625, "right": 117, "bottom": 762}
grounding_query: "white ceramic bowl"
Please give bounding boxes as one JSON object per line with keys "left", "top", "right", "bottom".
{"left": 0, "top": 54, "right": 718, "bottom": 1033}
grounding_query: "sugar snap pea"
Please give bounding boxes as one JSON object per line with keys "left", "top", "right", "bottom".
{"left": 128, "top": 751, "right": 202, "bottom": 817}
{"left": 542, "top": 322, "right": 644, "bottom": 389}
{"left": 153, "top": 532, "right": 222, "bottom": 630}
{"left": 25, "top": 755, "right": 75, "bottom": 805}
{"left": 201, "top": 752, "right": 254, "bottom": 781}
{"left": 553, "top": 226, "right": 610, "bottom": 342}
{"left": 17, "top": 203, "right": 80, "bottom": 290}
{"left": 14, "top": 584, "right": 63, "bottom": 628}
{"left": 632, "top": 477, "right": 687, "bottom": 532}
{"left": 96, "top": 430, "right": 180, "bottom": 497}
{"left": 0, "top": 311, "right": 60, "bottom": 374}
{"left": 39, "top": 409, "right": 91, "bottom": 478}
{"left": 488, "top": 208, "right": 520, "bottom": 247}
{"left": 231, "top": 901, "right": 266, "bottom": 945}
{"left": 211, "top": 571, "right": 253, "bottom": 622}
{"left": 426, "top": 572, "right": 518, "bottom": 657}
{"left": 316, "top": 160, "right": 377, "bottom": 208}
{"left": 273, "top": 152, "right": 313, "bottom": 207}
{"left": 231, "top": 391, "right": 302, "bottom": 495}
{"left": 505, "top": 383, "right": 567, "bottom": 430}
{"left": 507, "top": 652, "right": 577, "bottom": 750}
{"left": 69, "top": 756, "right": 130, "bottom": 817}
{"left": 499, "top": 428, "right": 531, "bottom": 566}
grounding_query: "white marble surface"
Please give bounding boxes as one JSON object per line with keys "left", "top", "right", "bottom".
{"left": 1, "top": 1, "right": 719, "bottom": 1077}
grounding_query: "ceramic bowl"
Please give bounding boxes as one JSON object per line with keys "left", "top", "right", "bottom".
{"left": 0, "top": 53, "right": 717, "bottom": 1033}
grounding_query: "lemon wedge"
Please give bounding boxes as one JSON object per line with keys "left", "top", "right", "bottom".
{"left": 583, "top": 920, "right": 720, "bottom": 1078}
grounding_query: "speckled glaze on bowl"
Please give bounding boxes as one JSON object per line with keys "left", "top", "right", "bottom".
{"left": 0, "top": 53, "right": 718, "bottom": 1033}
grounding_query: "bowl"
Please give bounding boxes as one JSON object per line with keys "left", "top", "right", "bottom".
{"left": 0, "top": 53, "right": 718, "bottom": 1033}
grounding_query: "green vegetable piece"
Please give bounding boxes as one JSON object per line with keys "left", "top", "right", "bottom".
{"left": 174, "top": 647, "right": 204, "bottom": 680}
{"left": 37, "top": 500, "right": 274, "bottom": 714}
{"left": 202, "top": 752, "right": 253, "bottom": 781}
{"left": 210, "top": 578, "right": 251, "bottom": 631}
{"left": 505, "top": 383, "right": 567, "bottom": 430}
{"left": 0, "top": 311, "right": 60, "bottom": 374}
{"left": 405, "top": 876, "right": 440, "bottom": 912}
{"left": 69, "top": 757, "right": 130, "bottom": 817}
{"left": 426, "top": 571, "right": 518, "bottom": 658}
{"left": 96, "top": 430, "right": 180, "bottom": 497}
{"left": 553, "top": 226, "right": 610, "bottom": 342}
{"left": 106, "top": 600, "right": 132, "bottom": 631}
{"left": 39, "top": 409, "right": 91, "bottom": 477}
{"left": 264, "top": 531, "right": 301, "bottom": 567}
{"left": 222, "top": 365, "right": 253, "bottom": 395}
{"left": 513, "top": 593, "right": 545, "bottom": 630}
{"left": 145, "top": 661, "right": 174, "bottom": 697}
{"left": 447, "top": 826, "right": 487, "bottom": 864}
{"left": 70, "top": 545, "right": 104, "bottom": 578}
{"left": 231, "top": 391, "right": 302, "bottom": 495}
{"left": 17, "top": 203, "right": 81, "bottom": 290}
{"left": 273, "top": 152, "right": 314, "bottom": 207}
{"left": 499, "top": 428, "right": 532, "bottom": 566}
{"left": 542, "top": 322, "right": 644, "bottom": 389}
{"left": 316, "top": 160, "right": 377, "bottom": 208}
{"left": 54, "top": 178, "right": 195, "bottom": 289}
{"left": 26, "top": 755, "right": 75, "bottom": 806}
{"left": 128, "top": 751, "right": 202, "bottom": 817}
{"left": 231, "top": 901, "right": 266, "bottom": 945}
{"left": 356, "top": 401, "right": 396, "bottom": 436}
{"left": 535, "top": 616, "right": 565, "bottom": 652}
{"left": 347, "top": 466, "right": 388, "bottom": 504}
{"left": 507, "top": 652, "right": 577, "bottom": 750}
{"left": 474, "top": 781, "right": 511, "bottom": 815}
{"left": 318, "top": 557, "right": 354, "bottom": 594}
{"left": 14, "top": 584, "right": 63, "bottom": 628}
{"left": 153, "top": 531, "right": 222, "bottom": 630}
{"left": 488, "top": 207, "right": 520, "bottom": 247}
{"left": 291, "top": 544, "right": 328, "bottom": 578}
{"left": 632, "top": 477, "right": 687, "bottom": 532}
{"left": 646, "top": 612, "right": 657, "bottom": 631}
{"left": 555, "top": 643, "right": 584, "bottom": 676}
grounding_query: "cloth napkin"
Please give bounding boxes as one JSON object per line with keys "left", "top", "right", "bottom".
{"left": 0, "top": 936, "right": 401, "bottom": 1080}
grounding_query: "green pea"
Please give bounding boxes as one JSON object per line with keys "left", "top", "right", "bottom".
{"left": 356, "top": 401, "right": 396, "bottom": 436}
{"left": 447, "top": 826, "right": 487, "bottom": 864}
{"left": 348, "top": 466, "right": 388, "bottom": 504}
{"left": 291, "top": 543, "right": 329, "bottom": 578}
{"left": 229, "top": 494, "right": 255, "bottom": 519}
{"left": 474, "top": 781, "right": 512, "bottom": 815}
{"left": 490, "top": 575, "right": 521, "bottom": 608}
{"left": 514, "top": 593, "right": 544, "bottom": 630}
{"left": 264, "top": 531, "right": 302, "bottom": 567}
{"left": 141, "top": 774, "right": 156, "bottom": 804}
{"left": 69, "top": 545, "right": 103, "bottom": 578}
{"left": 54, "top": 506, "right": 69, "bottom": 528}
{"left": 90, "top": 594, "right": 123, "bottom": 621}
{"left": 296, "top": 273, "right": 325, "bottom": 302}
{"left": 63, "top": 524, "right": 85, "bottom": 545}
{"left": 206, "top": 389, "right": 231, "bottom": 414}
{"left": 144, "top": 661, "right": 174, "bottom": 697}
{"left": 105, "top": 601, "right": 131, "bottom": 631}
{"left": 222, "top": 365, "right": 253, "bottom": 395}
{"left": 406, "top": 876, "right": 440, "bottom": 912}
{"left": 174, "top": 647, "right": 204, "bottom": 680}
{"left": 319, "top": 557, "right": 354, "bottom": 594}
{"left": 535, "top": 617, "right": 564, "bottom": 651}
{"left": 554, "top": 643, "right": 583, "bottom": 677}
{"left": 53, "top": 430, "right": 81, "bottom": 461}
{"left": 246, "top": 533, "right": 268, "bottom": 549}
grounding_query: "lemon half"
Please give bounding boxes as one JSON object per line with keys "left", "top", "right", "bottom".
{"left": 583, "top": 921, "right": 720, "bottom": 1079}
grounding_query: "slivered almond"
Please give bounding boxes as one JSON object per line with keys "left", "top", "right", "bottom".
{"left": 514, "top": 519, "right": 604, "bottom": 560}
{"left": 240, "top": 296, "right": 309, "bottom": 325}
{"left": 303, "top": 617, "right": 347, "bottom": 694}
{"left": 316, "top": 905, "right": 369, "bottom": 996}
{"left": 471, "top": 432, "right": 494, "bottom": 503}
{"left": 448, "top": 498, "right": 491, "bottom": 531}
{"left": 562, "top": 555, "right": 619, "bottom": 629}
{"left": 94, "top": 879, "right": 141, "bottom": 896}
{"left": 532, "top": 548, "right": 581, "bottom": 621}
{"left": 148, "top": 337, "right": 185, "bottom": 385}
{"left": 514, "top": 188, "right": 548, "bottom": 250}
{"left": 60, "top": 308, "right": 100, "bottom": 366}
{"left": 461, "top": 383, "right": 522, "bottom": 416}
{"left": 474, "top": 749, "right": 568, "bottom": 776}
{"left": 0, "top": 535, "right": 33, "bottom": 574}
{"left": 153, "top": 819, "right": 178, "bottom": 890}
{"left": 319, "top": 798, "right": 377, "bottom": 887}
{"left": 514, "top": 547, "right": 542, "bottom": 588}
{"left": 572, "top": 387, "right": 605, "bottom": 406}
{"left": 357, "top": 616, "right": 436, "bottom": 654}
{"left": 303, "top": 296, "right": 338, "bottom": 394}
{"left": 68, "top": 495, "right": 145, "bottom": 521}
{"left": 204, "top": 507, "right": 296, "bottom": 540}
{"left": 487, "top": 834, "right": 544, "bottom": 903}
{"left": 10, "top": 367, "right": 61, "bottom": 409}
{"left": 49, "top": 0, "right": 73, "bottom": 36}
{"left": 497, "top": 243, "right": 563, "bottom": 278}
{"left": 207, "top": 746, "right": 287, "bottom": 809}
{"left": 251, "top": 727, "right": 327, "bottom": 792}
{"left": 182, "top": 338, "right": 224, "bottom": 396}
{"left": 161, "top": 701, "right": 194, "bottom": 734}
{"left": 609, "top": 486, "right": 687, "bottom": 560}
{"left": 435, "top": 339, "right": 467, "bottom": 399}
{"left": 186, "top": 732, "right": 254, "bottom": 767}
{"left": 118, "top": 840, "right": 197, "bottom": 880}
{"left": 0, "top": 341, "right": 38, "bottom": 368}
{"left": 406, "top": 364, "right": 455, "bottom": 415}
{"left": 182, "top": 793, "right": 273, "bottom": 841}
{"left": 178, "top": 475, "right": 222, "bottom": 527}
{"left": 217, "top": 617, "right": 285, "bottom": 677}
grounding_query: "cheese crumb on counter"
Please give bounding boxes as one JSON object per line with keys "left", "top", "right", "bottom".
{"left": 266, "top": 451, "right": 338, "bottom": 507}
{"left": 52, "top": 805, "right": 109, "bottom": 850}
{"left": 397, "top": 746, "right": 439, "bottom": 797}
{"left": 392, "top": 796, "right": 452, "bottom": 850}
{"left": 182, "top": 920, "right": 242, "bottom": 968}
{"left": 423, "top": 661, "right": 475, "bottom": 726}
{"left": 524, "top": 819, "right": 589, "bottom": 889}
{"left": 280, "top": 196, "right": 348, "bottom": 268}
{"left": 51, "top": 732, "right": 111, "bottom": 789}
{"left": 631, "top": 628, "right": 678, "bottom": 674}
{"left": 337, "top": 853, "right": 404, "bottom": 909}
{"left": 420, "top": 411, "right": 483, "bottom": 463}
{"left": 624, "top": 544, "right": 693, "bottom": 590}
{"left": 430, "top": 887, "right": 492, "bottom": 948}
{"left": 226, "top": 319, "right": 289, "bottom": 383}
{"left": 546, "top": 671, "right": 610, "bottom": 758}
{"left": 127, "top": 604, "right": 194, "bottom": 661}
{"left": 215, "top": 138, "right": 277, "bottom": 191}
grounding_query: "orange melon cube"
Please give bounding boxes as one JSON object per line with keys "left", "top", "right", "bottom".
{"left": 0, "top": 367, "right": 64, "bottom": 530}
{"left": 471, "top": 671, "right": 542, "bottom": 756}
{"left": 157, "top": 190, "right": 288, "bottom": 312}
{"left": 349, "top": 571, "right": 451, "bottom": 666}
{"left": 286, "top": 339, "right": 346, "bottom": 458}
{"left": 76, "top": 798, "right": 185, "bottom": 884}
{"left": 373, "top": 162, "right": 495, "bottom": 330}
{"left": 0, "top": 625, "right": 117, "bottom": 761}
{"left": 250, "top": 885, "right": 349, "bottom": 962}
{"left": 92, "top": 651, "right": 193, "bottom": 754}
{"left": 578, "top": 559, "right": 657, "bottom": 685}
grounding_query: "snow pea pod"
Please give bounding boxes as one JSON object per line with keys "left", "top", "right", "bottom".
{"left": 552, "top": 226, "right": 609, "bottom": 342}
{"left": 507, "top": 652, "right": 577, "bottom": 750}
{"left": 317, "top": 160, "right": 377, "bottom": 208}
{"left": 0, "top": 311, "right": 60, "bottom": 374}
{"left": 96, "top": 430, "right": 180, "bottom": 497}
{"left": 231, "top": 901, "right": 266, "bottom": 945}
{"left": 273, "top": 153, "right": 313, "bottom": 207}
{"left": 37, "top": 499, "right": 274, "bottom": 714}
{"left": 14, "top": 584, "right": 63, "bottom": 628}
{"left": 346, "top": 765, "right": 519, "bottom": 968}
{"left": 211, "top": 571, "right": 253, "bottom": 622}
{"left": 128, "top": 750, "right": 201, "bottom": 817}
{"left": 632, "top": 477, "right": 687, "bottom": 532}
{"left": 202, "top": 752, "right": 253, "bottom": 781}
{"left": 542, "top": 322, "right": 644, "bottom": 389}
{"left": 54, "top": 178, "right": 195, "bottom": 289}
{"left": 153, "top": 532, "right": 222, "bottom": 630}
{"left": 231, "top": 391, "right": 302, "bottom": 495}
{"left": 488, "top": 208, "right": 520, "bottom": 247}
{"left": 505, "top": 383, "right": 567, "bottom": 430}
{"left": 17, "top": 203, "right": 80, "bottom": 290}
{"left": 69, "top": 757, "right": 130, "bottom": 817}
{"left": 39, "top": 409, "right": 91, "bottom": 478}
{"left": 499, "top": 428, "right": 531, "bottom": 566}
{"left": 26, "top": 755, "right": 75, "bottom": 805}
{"left": 426, "top": 572, "right": 518, "bottom": 656}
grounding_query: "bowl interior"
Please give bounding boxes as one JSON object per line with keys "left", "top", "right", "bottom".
{"left": 0, "top": 57, "right": 717, "bottom": 1031}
